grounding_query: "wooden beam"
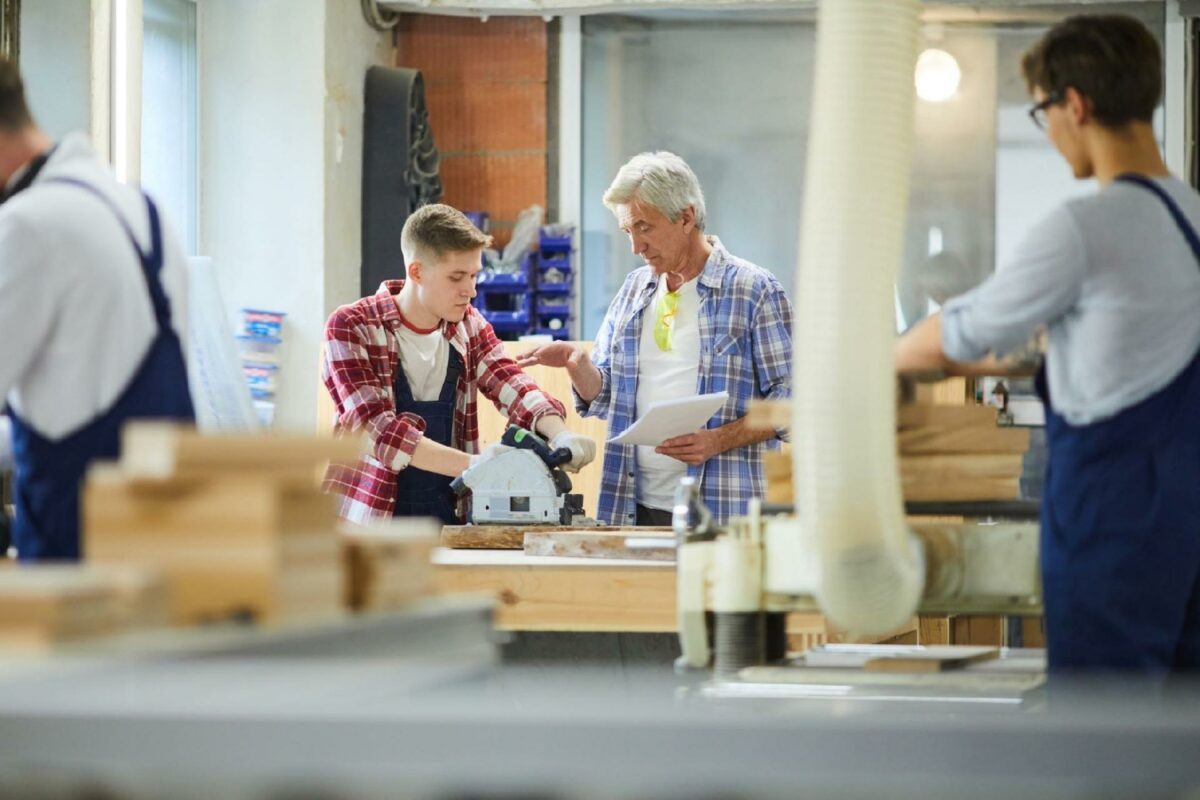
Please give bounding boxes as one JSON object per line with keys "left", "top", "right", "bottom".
{"left": 441, "top": 525, "right": 672, "bottom": 550}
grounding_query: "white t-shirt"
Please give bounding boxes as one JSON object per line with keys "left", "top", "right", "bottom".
{"left": 394, "top": 320, "right": 450, "bottom": 402}
{"left": 635, "top": 274, "right": 701, "bottom": 510}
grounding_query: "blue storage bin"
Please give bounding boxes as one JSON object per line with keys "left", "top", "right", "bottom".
{"left": 534, "top": 326, "right": 571, "bottom": 341}
{"left": 538, "top": 253, "right": 571, "bottom": 271}
{"left": 464, "top": 211, "right": 490, "bottom": 233}
{"left": 477, "top": 252, "right": 534, "bottom": 291}
{"left": 479, "top": 291, "right": 532, "bottom": 333}
{"left": 536, "top": 295, "right": 572, "bottom": 314}
{"left": 538, "top": 228, "right": 573, "bottom": 252}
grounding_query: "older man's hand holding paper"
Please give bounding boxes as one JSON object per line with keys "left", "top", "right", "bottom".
{"left": 608, "top": 391, "right": 728, "bottom": 447}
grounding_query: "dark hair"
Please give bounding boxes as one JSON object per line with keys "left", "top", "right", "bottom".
{"left": 400, "top": 203, "right": 492, "bottom": 265}
{"left": 1021, "top": 14, "right": 1162, "bottom": 127}
{"left": 0, "top": 58, "right": 34, "bottom": 133}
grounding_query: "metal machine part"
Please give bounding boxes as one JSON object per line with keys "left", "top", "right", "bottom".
{"left": 451, "top": 426, "right": 582, "bottom": 525}
{"left": 676, "top": 485, "right": 1043, "bottom": 680}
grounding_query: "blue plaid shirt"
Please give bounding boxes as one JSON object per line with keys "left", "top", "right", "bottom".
{"left": 576, "top": 236, "right": 793, "bottom": 525}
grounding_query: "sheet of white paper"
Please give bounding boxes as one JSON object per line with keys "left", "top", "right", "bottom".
{"left": 607, "top": 391, "right": 729, "bottom": 447}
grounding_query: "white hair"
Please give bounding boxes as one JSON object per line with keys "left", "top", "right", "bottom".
{"left": 602, "top": 151, "right": 707, "bottom": 231}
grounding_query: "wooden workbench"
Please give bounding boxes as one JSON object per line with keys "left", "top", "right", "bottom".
{"left": 432, "top": 522, "right": 1042, "bottom": 648}
{"left": 432, "top": 547, "right": 915, "bottom": 649}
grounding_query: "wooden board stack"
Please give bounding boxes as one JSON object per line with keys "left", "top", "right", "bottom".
{"left": 342, "top": 518, "right": 439, "bottom": 612}
{"left": 83, "top": 423, "right": 362, "bottom": 627}
{"left": 0, "top": 565, "right": 165, "bottom": 650}
{"left": 752, "top": 401, "right": 1029, "bottom": 504}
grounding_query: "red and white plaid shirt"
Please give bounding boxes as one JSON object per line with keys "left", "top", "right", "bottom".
{"left": 322, "top": 280, "right": 566, "bottom": 524}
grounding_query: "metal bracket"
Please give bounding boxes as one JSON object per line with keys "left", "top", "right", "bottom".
{"left": 361, "top": 0, "right": 401, "bottom": 31}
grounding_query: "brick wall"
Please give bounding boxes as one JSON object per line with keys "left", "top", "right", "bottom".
{"left": 396, "top": 15, "right": 548, "bottom": 248}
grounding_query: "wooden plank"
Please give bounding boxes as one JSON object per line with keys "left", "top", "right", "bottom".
{"left": 84, "top": 474, "right": 343, "bottom": 626}
{"left": 897, "top": 405, "right": 1028, "bottom": 455}
{"left": 441, "top": 525, "right": 672, "bottom": 550}
{"left": 917, "top": 616, "right": 953, "bottom": 645}
{"left": 341, "top": 518, "right": 440, "bottom": 612}
{"left": 476, "top": 341, "right": 609, "bottom": 523}
{"left": 119, "top": 423, "right": 363, "bottom": 480}
{"left": 952, "top": 615, "right": 1007, "bottom": 647}
{"left": 746, "top": 399, "right": 790, "bottom": 432}
{"left": 914, "top": 377, "right": 972, "bottom": 406}
{"left": 523, "top": 531, "right": 675, "bottom": 562}
{"left": 901, "top": 454, "right": 1024, "bottom": 502}
{"left": 434, "top": 551, "right": 839, "bottom": 638}
{"left": 433, "top": 555, "right": 677, "bottom": 632}
{"left": 1021, "top": 616, "right": 1046, "bottom": 648}
{"left": 765, "top": 452, "right": 1024, "bottom": 504}
{"left": 864, "top": 645, "right": 999, "bottom": 672}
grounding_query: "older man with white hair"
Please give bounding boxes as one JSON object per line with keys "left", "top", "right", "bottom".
{"left": 518, "top": 151, "right": 792, "bottom": 526}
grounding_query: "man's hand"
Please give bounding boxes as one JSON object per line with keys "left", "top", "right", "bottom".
{"left": 655, "top": 428, "right": 724, "bottom": 466}
{"left": 515, "top": 342, "right": 583, "bottom": 370}
{"left": 549, "top": 430, "right": 597, "bottom": 473}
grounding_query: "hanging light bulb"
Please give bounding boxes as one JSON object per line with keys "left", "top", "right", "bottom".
{"left": 915, "top": 48, "right": 961, "bottom": 103}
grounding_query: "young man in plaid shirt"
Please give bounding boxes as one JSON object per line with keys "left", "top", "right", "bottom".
{"left": 322, "top": 204, "right": 596, "bottom": 525}
{"left": 519, "top": 152, "right": 792, "bottom": 526}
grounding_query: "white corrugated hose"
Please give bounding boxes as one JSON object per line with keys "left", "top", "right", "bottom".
{"left": 791, "top": 0, "right": 925, "bottom": 633}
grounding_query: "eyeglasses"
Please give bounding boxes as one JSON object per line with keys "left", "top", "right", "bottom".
{"left": 653, "top": 289, "right": 680, "bottom": 352}
{"left": 1028, "top": 89, "right": 1066, "bottom": 131}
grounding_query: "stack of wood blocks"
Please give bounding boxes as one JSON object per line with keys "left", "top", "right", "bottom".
{"left": 84, "top": 423, "right": 362, "bottom": 626}
{"left": 0, "top": 565, "right": 166, "bottom": 650}
{"left": 342, "top": 518, "right": 439, "bottom": 612}
{"left": 753, "top": 401, "right": 1029, "bottom": 504}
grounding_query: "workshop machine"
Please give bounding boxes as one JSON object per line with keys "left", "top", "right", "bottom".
{"left": 451, "top": 426, "right": 585, "bottom": 525}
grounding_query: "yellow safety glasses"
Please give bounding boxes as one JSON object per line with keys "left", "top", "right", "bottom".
{"left": 653, "top": 289, "right": 680, "bottom": 352}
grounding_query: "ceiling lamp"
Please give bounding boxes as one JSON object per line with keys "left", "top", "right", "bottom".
{"left": 915, "top": 48, "right": 961, "bottom": 103}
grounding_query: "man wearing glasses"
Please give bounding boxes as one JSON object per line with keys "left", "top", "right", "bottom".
{"left": 518, "top": 151, "right": 793, "bottom": 526}
{"left": 897, "top": 15, "right": 1200, "bottom": 677}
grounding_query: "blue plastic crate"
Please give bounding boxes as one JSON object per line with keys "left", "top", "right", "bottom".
{"left": 536, "top": 281, "right": 571, "bottom": 295}
{"left": 484, "top": 314, "right": 533, "bottom": 332}
{"left": 464, "top": 211, "right": 490, "bottom": 233}
{"left": 536, "top": 296, "right": 573, "bottom": 315}
{"left": 534, "top": 326, "right": 571, "bottom": 341}
{"left": 539, "top": 228, "right": 573, "bottom": 253}
{"left": 476, "top": 252, "right": 534, "bottom": 291}
{"left": 538, "top": 253, "right": 572, "bottom": 271}
{"left": 479, "top": 291, "right": 532, "bottom": 330}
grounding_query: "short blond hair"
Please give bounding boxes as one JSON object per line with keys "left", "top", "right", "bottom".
{"left": 400, "top": 203, "right": 492, "bottom": 267}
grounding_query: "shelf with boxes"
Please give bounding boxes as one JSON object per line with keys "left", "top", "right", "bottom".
{"left": 532, "top": 225, "right": 575, "bottom": 340}
{"left": 475, "top": 251, "right": 535, "bottom": 339}
{"left": 236, "top": 309, "right": 286, "bottom": 427}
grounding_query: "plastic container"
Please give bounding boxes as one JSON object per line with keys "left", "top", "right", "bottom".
{"left": 242, "top": 309, "right": 286, "bottom": 338}
{"left": 464, "top": 211, "right": 490, "bottom": 233}
{"left": 253, "top": 399, "right": 276, "bottom": 427}
{"left": 479, "top": 291, "right": 532, "bottom": 333}
{"left": 242, "top": 363, "right": 278, "bottom": 395}
{"left": 537, "top": 265, "right": 572, "bottom": 289}
{"left": 534, "top": 326, "right": 570, "bottom": 341}
{"left": 536, "top": 295, "right": 572, "bottom": 314}
{"left": 476, "top": 253, "right": 534, "bottom": 291}
{"left": 538, "top": 253, "right": 572, "bottom": 271}
{"left": 539, "top": 226, "right": 573, "bottom": 253}
{"left": 236, "top": 335, "right": 282, "bottom": 366}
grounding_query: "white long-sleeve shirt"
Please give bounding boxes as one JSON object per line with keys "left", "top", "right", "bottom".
{"left": 942, "top": 176, "right": 1200, "bottom": 426}
{"left": 0, "top": 133, "right": 189, "bottom": 440}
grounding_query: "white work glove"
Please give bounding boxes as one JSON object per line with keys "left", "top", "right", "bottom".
{"left": 549, "top": 430, "right": 597, "bottom": 473}
{"left": 468, "top": 443, "right": 512, "bottom": 470}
